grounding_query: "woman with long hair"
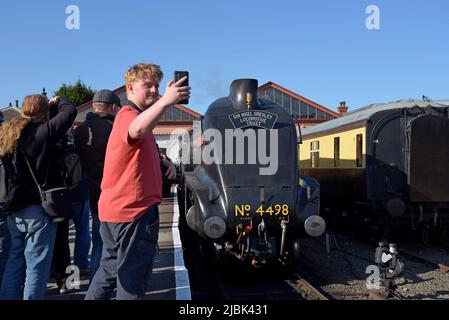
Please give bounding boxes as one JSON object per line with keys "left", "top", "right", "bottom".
{"left": 0, "top": 95, "right": 76, "bottom": 300}
{"left": 0, "top": 111, "right": 10, "bottom": 288}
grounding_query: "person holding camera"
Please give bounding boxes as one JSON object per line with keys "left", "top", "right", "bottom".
{"left": 85, "top": 63, "right": 189, "bottom": 300}
{"left": 0, "top": 95, "right": 76, "bottom": 300}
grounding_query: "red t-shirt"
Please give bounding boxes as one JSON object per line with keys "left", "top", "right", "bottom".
{"left": 98, "top": 105, "right": 162, "bottom": 223}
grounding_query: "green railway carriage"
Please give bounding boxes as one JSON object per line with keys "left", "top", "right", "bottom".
{"left": 300, "top": 99, "right": 449, "bottom": 230}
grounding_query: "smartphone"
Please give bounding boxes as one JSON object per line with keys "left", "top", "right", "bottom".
{"left": 174, "top": 71, "right": 189, "bottom": 105}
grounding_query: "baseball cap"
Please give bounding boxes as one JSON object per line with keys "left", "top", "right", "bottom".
{"left": 92, "top": 89, "right": 121, "bottom": 107}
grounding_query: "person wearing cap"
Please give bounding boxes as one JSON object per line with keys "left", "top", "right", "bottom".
{"left": 73, "top": 89, "right": 121, "bottom": 280}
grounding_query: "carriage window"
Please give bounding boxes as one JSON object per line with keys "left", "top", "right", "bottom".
{"left": 310, "top": 141, "right": 320, "bottom": 168}
{"left": 334, "top": 137, "right": 340, "bottom": 167}
{"left": 356, "top": 134, "right": 363, "bottom": 167}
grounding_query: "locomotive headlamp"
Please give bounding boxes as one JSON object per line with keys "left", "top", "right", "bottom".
{"left": 204, "top": 216, "right": 226, "bottom": 239}
{"left": 304, "top": 215, "right": 326, "bottom": 237}
{"left": 229, "top": 79, "right": 259, "bottom": 110}
{"left": 246, "top": 92, "right": 252, "bottom": 110}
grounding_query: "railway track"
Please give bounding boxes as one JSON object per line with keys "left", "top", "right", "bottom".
{"left": 183, "top": 218, "right": 449, "bottom": 301}
{"left": 211, "top": 263, "right": 330, "bottom": 301}
{"left": 288, "top": 272, "right": 330, "bottom": 300}
{"left": 213, "top": 268, "right": 301, "bottom": 300}
{"left": 397, "top": 243, "right": 449, "bottom": 273}
{"left": 328, "top": 220, "right": 449, "bottom": 275}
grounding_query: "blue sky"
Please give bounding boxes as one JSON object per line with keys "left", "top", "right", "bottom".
{"left": 0, "top": 0, "right": 448, "bottom": 114}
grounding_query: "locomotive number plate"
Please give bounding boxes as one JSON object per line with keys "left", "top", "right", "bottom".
{"left": 235, "top": 204, "right": 289, "bottom": 217}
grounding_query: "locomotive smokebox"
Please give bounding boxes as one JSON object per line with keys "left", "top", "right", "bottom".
{"left": 229, "top": 79, "right": 260, "bottom": 110}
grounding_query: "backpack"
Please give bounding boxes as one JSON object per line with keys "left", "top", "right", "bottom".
{"left": 0, "top": 152, "right": 22, "bottom": 216}
{"left": 60, "top": 140, "right": 82, "bottom": 190}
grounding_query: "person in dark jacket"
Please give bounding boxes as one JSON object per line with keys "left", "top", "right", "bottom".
{"left": 52, "top": 136, "right": 91, "bottom": 294}
{"left": 0, "top": 95, "right": 76, "bottom": 300}
{"left": 73, "top": 89, "right": 120, "bottom": 280}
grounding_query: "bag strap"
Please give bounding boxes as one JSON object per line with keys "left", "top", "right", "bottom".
{"left": 20, "top": 147, "right": 44, "bottom": 196}
{"left": 127, "top": 101, "right": 143, "bottom": 114}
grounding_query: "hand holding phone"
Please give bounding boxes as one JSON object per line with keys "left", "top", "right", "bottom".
{"left": 174, "top": 71, "right": 189, "bottom": 105}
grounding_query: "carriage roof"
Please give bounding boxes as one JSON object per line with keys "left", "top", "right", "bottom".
{"left": 302, "top": 99, "right": 449, "bottom": 137}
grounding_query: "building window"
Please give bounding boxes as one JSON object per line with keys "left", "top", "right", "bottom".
{"left": 334, "top": 137, "right": 340, "bottom": 167}
{"left": 258, "top": 90, "right": 266, "bottom": 100}
{"left": 164, "top": 106, "right": 173, "bottom": 120}
{"left": 292, "top": 98, "right": 299, "bottom": 116}
{"left": 283, "top": 94, "right": 291, "bottom": 114}
{"left": 317, "top": 109, "right": 325, "bottom": 120}
{"left": 266, "top": 87, "right": 274, "bottom": 102}
{"left": 310, "top": 141, "right": 320, "bottom": 168}
{"left": 300, "top": 101, "right": 308, "bottom": 119}
{"left": 308, "top": 106, "right": 317, "bottom": 119}
{"left": 275, "top": 89, "right": 283, "bottom": 106}
{"left": 173, "top": 107, "right": 181, "bottom": 120}
{"left": 356, "top": 134, "right": 363, "bottom": 167}
{"left": 181, "top": 110, "right": 190, "bottom": 120}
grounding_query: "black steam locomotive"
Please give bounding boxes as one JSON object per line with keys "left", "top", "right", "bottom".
{"left": 177, "top": 79, "right": 325, "bottom": 266}
{"left": 300, "top": 99, "right": 449, "bottom": 240}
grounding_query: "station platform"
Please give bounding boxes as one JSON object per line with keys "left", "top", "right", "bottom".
{"left": 46, "top": 189, "right": 191, "bottom": 300}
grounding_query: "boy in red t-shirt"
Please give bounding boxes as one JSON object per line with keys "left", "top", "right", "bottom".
{"left": 85, "top": 63, "right": 190, "bottom": 300}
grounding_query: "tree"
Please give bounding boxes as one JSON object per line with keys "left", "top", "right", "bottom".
{"left": 54, "top": 80, "right": 95, "bottom": 106}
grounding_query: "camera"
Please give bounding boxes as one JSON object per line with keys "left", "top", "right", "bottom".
{"left": 174, "top": 71, "right": 189, "bottom": 105}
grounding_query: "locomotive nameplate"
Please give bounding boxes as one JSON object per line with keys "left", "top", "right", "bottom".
{"left": 235, "top": 204, "right": 289, "bottom": 218}
{"left": 229, "top": 111, "right": 278, "bottom": 130}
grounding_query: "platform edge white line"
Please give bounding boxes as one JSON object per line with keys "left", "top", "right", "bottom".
{"left": 172, "top": 187, "right": 192, "bottom": 300}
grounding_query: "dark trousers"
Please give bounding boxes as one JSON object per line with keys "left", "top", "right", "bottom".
{"left": 85, "top": 205, "right": 159, "bottom": 300}
{"left": 52, "top": 219, "right": 70, "bottom": 286}
{"left": 0, "top": 216, "right": 10, "bottom": 286}
{"left": 89, "top": 210, "right": 102, "bottom": 281}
